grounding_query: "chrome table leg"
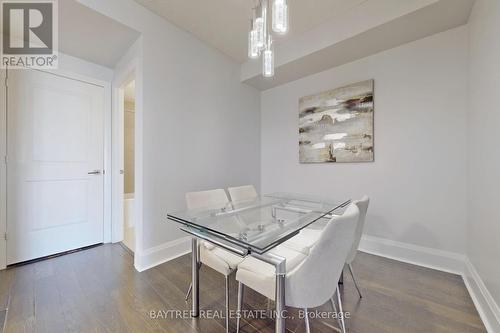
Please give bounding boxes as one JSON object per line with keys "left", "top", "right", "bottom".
{"left": 225, "top": 275, "right": 230, "bottom": 333}
{"left": 276, "top": 270, "right": 286, "bottom": 333}
{"left": 191, "top": 238, "right": 200, "bottom": 317}
{"left": 251, "top": 252, "right": 286, "bottom": 333}
{"left": 236, "top": 282, "right": 244, "bottom": 333}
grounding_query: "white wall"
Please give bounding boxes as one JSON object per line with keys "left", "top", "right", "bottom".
{"left": 55, "top": 52, "right": 114, "bottom": 82}
{"left": 261, "top": 26, "right": 468, "bottom": 254}
{"left": 467, "top": 0, "right": 500, "bottom": 324}
{"left": 78, "top": 0, "right": 261, "bottom": 260}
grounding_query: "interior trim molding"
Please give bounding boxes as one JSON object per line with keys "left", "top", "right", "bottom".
{"left": 359, "top": 234, "right": 500, "bottom": 333}
{"left": 135, "top": 236, "right": 191, "bottom": 272}
{"left": 359, "top": 235, "right": 466, "bottom": 274}
{"left": 0, "top": 69, "right": 6, "bottom": 270}
{"left": 463, "top": 259, "right": 500, "bottom": 333}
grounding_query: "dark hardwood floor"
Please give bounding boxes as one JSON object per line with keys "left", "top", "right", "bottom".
{"left": 0, "top": 244, "right": 486, "bottom": 333}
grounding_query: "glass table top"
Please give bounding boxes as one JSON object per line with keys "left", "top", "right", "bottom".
{"left": 167, "top": 192, "right": 351, "bottom": 254}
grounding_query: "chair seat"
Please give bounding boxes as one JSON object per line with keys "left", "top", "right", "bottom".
{"left": 200, "top": 245, "right": 244, "bottom": 276}
{"left": 236, "top": 246, "right": 307, "bottom": 299}
{"left": 202, "top": 240, "right": 216, "bottom": 250}
{"left": 282, "top": 228, "right": 321, "bottom": 255}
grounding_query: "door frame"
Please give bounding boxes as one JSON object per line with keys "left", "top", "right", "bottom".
{"left": 0, "top": 69, "right": 6, "bottom": 269}
{"left": 112, "top": 56, "right": 143, "bottom": 268}
{"left": 1, "top": 67, "right": 112, "bottom": 269}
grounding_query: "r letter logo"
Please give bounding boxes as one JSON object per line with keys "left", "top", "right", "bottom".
{"left": 1, "top": 0, "right": 58, "bottom": 69}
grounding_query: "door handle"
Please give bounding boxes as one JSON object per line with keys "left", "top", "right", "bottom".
{"left": 88, "top": 170, "right": 102, "bottom": 175}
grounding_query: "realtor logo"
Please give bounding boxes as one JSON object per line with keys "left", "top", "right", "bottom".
{"left": 1, "top": 0, "right": 58, "bottom": 68}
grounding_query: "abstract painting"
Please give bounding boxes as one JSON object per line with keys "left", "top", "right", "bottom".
{"left": 299, "top": 80, "right": 374, "bottom": 163}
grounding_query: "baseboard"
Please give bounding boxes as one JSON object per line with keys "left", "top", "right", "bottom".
{"left": 135, "top": 236, "right": 191, "bottom": 272}
{"left": 359, "top": 234, "right": 500, "bottom": 332}
{"left": 0, "top": 239, "right": 5, "bottom": 270}
{"left": 359, "top": 234, "right": 466, "bottom": 275}
{"left": 463, "top": 259, "right": 500, "bottom": 333}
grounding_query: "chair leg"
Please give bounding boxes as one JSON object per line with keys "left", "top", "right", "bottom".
{"left": 336, "top": 286, "right": 347, "bottom": 333}
{"left": 185, "top": 283, "right": 192, "bottom": 301}
{"left": 266, "top": 298, "right": 273, "bottom": 317}
{"left": 236, "top": 282, "right": 244, "bottom": 333}
{"left": 347, "top": 264, "right": 363, "bottom": 299}
{"left": 225, "top": 275, "right": 230, "bottom": 333}
{"left": 303, "top": 308, "right": 311, "bottom": 333}
{"left": 330, "top": 297, "right": 343, "bottom": 331}
{"left": 185, "top": 262, "right": 202, "bottom": 301}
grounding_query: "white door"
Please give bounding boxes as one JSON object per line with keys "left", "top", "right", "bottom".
{"left": 7, "top": 69, "right": 104, "bottom": 265}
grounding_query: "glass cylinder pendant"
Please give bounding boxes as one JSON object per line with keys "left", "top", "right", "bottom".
{"left": 263, "top": 37, "right": 274, "bottom": 77}
{"left": 263, "top": 50, "right": 274, "bottom": 77}
{"left": 254, "top": 17, "right": 265, "bottom": 49}
{"left": 272, "top": 0, "right": 288, "bottom": 34}
{"left": 248, "top": 29, "right": 259, "bottom": 59}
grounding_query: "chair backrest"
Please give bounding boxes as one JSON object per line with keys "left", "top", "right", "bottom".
{"left": 227, "top": 185, "right": 258, "bottom": 202}
{"left": 285, "top": 204, "right": 359, "bottom": 308}
{"left": 185, "top": 189, "right": 229, "bottom": 210}
{"left": 346, "top": 196, "right": 370, "bottom": 264}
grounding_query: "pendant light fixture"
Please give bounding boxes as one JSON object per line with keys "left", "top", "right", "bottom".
{"left": 272, "top": 0, "right": 288, "bottom": 34}
{"left": 248, "top": 0, "right": 289, "bottom": 78}
{"left": 248, "top": 22, "right": 259, "bottom": 59}
{"left": 263, "top": 36, "right": 274, "bottom": 77}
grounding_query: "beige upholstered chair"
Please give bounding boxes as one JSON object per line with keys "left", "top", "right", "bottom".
{"left": 345, "top": 196, "right": 370, "bottom": 298}
{"left": 235, "top": 204, "right": 360, "bottom": 333}
{"left": 227, "top": 185, "right": 258, "bottom": 202}
{"left": 185, "top": 189, "right": 244, "bottom": 333}
{"left": 281, "top": 196, "right": 370, "bottom": 298}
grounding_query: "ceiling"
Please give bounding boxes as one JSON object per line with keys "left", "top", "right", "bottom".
{"left": 59, "top": 0, "right": 141, "bottom": 68}
{"left": 242, "top": 0, "right": 475, "bottom": 90}
{"left": 133, "top": 0, "right": 368, "bottom": 63}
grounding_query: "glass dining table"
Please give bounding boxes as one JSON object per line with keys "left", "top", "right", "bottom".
{"left": 167, "top": 192, "right": 350, "bottom": 333}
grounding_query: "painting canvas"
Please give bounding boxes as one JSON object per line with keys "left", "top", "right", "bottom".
{"left": 299, "top": 80, "right": 374, "bottom": 163}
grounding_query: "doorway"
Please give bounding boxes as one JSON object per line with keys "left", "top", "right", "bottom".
{"left": 111, "top": 58, "right": 142, "bottom": 270}
{"left": 122, "top": 79, "right": 136, "bottom": 252}
{"left": 6, "top": 69, "right": 106, "bottom": 265}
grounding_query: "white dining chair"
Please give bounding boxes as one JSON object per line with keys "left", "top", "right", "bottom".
{"left": 281, "top": 196, "right": 370, "bottom": 299}
{"left": 345, "top": 196, "right": 369, "bottom": 298}
{"left": 185, "top": 189, "right": 244, "bottom": 333}
{"left": 227, "top": 185, "right": 258, "bottom": 202}
{"left": 185, "top": 189, "right": 230, "bottom": 211}
{"left": 235, "top": 204, "right": 360, "bottom": 333}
